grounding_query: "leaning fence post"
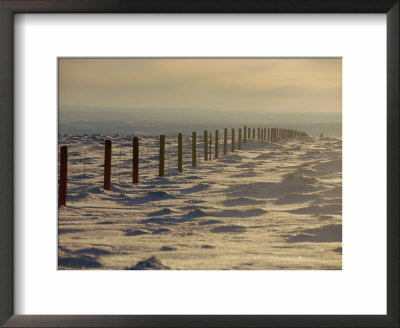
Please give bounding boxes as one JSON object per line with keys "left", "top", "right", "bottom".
{"left": 224, "top": 128, "right": 227, "bottom": 155}
{"left": 178, "top": 133, "right": 183, "bottom": 173}
{"left": 58, "top": 146, "right": 68, "bottom": 206}
{"left": 238, "top": 128, "right": 242, "bottom": 150}
{"left": 215, "top": 130, "right": 219, "bottom": 158}
{"left": 159, "top": 135, "right": 165, "bottom": 177}
{"left": 244, "top": 125, "right": 247, "bottom": 143}
{"left": 192, "top": 132, "right": 196, "bottom": 167}
{"left": 204, "top": 130, "right": 208, "bottom": 161}
{"left": 231, "top": 128, "right": 235, "bottom": 152}
{"left": 104, "top": 140, "right": 112, "bottom": 190}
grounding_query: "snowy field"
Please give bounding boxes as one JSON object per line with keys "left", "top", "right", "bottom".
{"left": 58, "top": 133, "right": 342, "bottom": 270}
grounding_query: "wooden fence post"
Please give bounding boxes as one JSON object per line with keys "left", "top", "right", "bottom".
{"left": 209, "top": 132, "right": 212, "bottom": 160}
{"left": 192, "top": 132, "right": 196, "bottom": 167}
{"left": 248, "top": 127, "right": 250, "bottom": 139}
{"left": 58, "top": 146, "right": 68, "bottom": 206}
{"left": 178, "top": 133, "right": 183, "bottom": 173}
{"left": 215, "top": 130, "right": 219, "bottom": 158}
{"left": 258, "top": 127, "right": 260, "bottom": 141}
{"left": 224, "top": 128, "right": 227, "bottom": 155}
{"left": 104, "top": 140, "right": 112, "bottom": 190}
{"left": 261, "top": 128, "right": 263, "bottom": 142}
{"left": 252, "top": 128, "right": 255, "bottom": 139}
{"left": 204, "top": 130, "right": 208, "bottom": 161}
{"left": 231, "top": 128, "right": 235, "bottom": 152}
{"left": 244, "top": 125, "right": 247, "bottom": 143}
{"left": 264, "top": 128, "right": 266, "bottom": 142}
{"left": 132, "top": 137, "right": 139, "bottom": 184}
{"left": 238, "top": 128, "right": 242, "bottom": 150}
{"left": 159, "top": 135, "right": 165, "bottom": 177}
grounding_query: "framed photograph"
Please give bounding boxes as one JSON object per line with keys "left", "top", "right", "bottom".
{"left": 0, "top": 0, "right": 398, "bottom": 327}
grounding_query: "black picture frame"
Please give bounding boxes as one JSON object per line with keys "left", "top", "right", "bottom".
{"left": 0, "top": 1, "right": 398, "bottom": 327}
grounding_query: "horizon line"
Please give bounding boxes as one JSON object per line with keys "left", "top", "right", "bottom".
{"left": 59, "top": 103, "right": 342, "bottom": 114}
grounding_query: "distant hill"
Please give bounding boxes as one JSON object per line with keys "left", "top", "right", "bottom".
{"left": 59, "top": 104, "right": 342, "bottom": 136}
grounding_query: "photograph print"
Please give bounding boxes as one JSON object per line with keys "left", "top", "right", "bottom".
{"left": 58, "top": 58, "right": 342, "bottom": 270}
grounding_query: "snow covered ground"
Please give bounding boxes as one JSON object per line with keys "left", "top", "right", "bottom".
{"left": 58, "top": 133, "right": 342, "bottom": 270}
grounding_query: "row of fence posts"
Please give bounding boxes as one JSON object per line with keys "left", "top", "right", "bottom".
{"left": 58, "top": 127, "right": 308, "bottom": 206}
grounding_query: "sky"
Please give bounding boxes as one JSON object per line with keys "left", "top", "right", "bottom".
{"left": 59, "top": 58, "right": 341, "bottom": 113}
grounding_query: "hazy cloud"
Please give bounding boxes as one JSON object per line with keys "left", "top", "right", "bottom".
{"left": 59, "top": 58, "right": 341, "bottom": 112}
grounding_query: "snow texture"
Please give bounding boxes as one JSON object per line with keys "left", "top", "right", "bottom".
{"left": 58, "top": 134, "right": 342, "bottom": 270}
